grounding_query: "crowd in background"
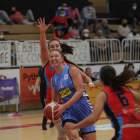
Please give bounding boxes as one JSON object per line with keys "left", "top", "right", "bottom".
{"left": 0, "top": 2, "right": 140, "bottom": 62}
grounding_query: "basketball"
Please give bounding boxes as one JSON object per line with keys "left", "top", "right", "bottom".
{"left": 44, "top": 102, "right": 60, "bottom": 120}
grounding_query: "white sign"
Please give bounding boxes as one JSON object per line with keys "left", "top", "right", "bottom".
{"left": 16, "top": 42, "right": 42, "bottom": 66}
{"left": 0, "top": 42, "right": 11, "bottom": 67}
{"left": 0, "top": 69, "right": 20, "bottom": 105}
{"left": 65, "top": 41, "right": 91, "bottom": 64}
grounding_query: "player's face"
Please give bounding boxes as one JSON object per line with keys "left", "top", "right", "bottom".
{"left": 49, "top": 41, "right": 62, "bottom": 52}
{"left": 50, "top": 51, "right": 63, "bottom": 67}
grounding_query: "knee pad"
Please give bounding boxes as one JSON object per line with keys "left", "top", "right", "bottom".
{"left": 55, "top": 121, "right": 67, "bottom": 138}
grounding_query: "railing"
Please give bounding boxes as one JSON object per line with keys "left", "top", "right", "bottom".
{"left": 122, "top": 38, "right": 140, "bottom": 62}
{"left": 84, "top": 39, "right": 121, "bottom": 64}
{"left": 1, "top": 39, "right": 140, "bottom": 68}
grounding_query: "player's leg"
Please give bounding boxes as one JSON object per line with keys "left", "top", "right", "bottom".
{"left": 54, "top": 119, "right": 67, "bottom": 140}
{"left": 83, "top": 132, "right": 96, "bottom": 140}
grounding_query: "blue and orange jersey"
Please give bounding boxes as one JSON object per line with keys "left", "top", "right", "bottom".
{"left": 103, "top": 86, "right": 140, "bottom": 129}
{"left": 44, "top": 60, "right": 68, "bottom": 103}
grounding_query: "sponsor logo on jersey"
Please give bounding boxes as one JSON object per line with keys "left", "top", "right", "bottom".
{"left": 49, "top": 66, "right": 55, "bottom": 71}
{"left": 64, "top": 74, "right": 68, "bottom": 80}
{"left": 59, "top": 88, "right": 72, "bottom": 98}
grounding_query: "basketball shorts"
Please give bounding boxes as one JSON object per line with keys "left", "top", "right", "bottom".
{"left": 61, "top": 97, "right": 96, "bottom": 135}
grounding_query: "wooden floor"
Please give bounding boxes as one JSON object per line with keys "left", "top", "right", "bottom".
{"left": 0, "top": 110, "right": 114, "bottom": 140}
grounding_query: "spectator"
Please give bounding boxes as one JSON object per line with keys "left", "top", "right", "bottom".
{"left": 127, "top": 3, "right": 140, "bottom": 29}
{"left": 0, "top": 10, "right": 13, "bottom": 25}
{"left": 68, "top": 4, "right": 84, "bottom": 34}
{"left": 117, "top": 19, "right": 131, "bottom": 41}
{"left": 68, "top": 20, "right": 80, "bottom": 39}
{"left": 50, "top": 9, "right": 68, "bottom": 36}
{"left": 80, "top": 29, "right": 90, "bottom": 40}
{"left": 10, "top": 7, "right": 35, "bottom": 24}
{"left": 85, "top": 67, "right": 96, "bottom": 81}
{"left": 94, "top": 29, "right": 111, "bottom": 61}
{"left": 126, "top": 28, "right": 140, "bottom": 60}
{"left": 81, "top": 2, "right": 98, "bottom": 33}
{"left": 56, "top": 2, "right": 72, "bottom": 26}
{"left": 0, "top": 31, "right": 6, "bottom": 41}
{"left": 56, "top": 2, "right": 69, "bottom": 17}
{"left": 96, "top": 19, "right": 113, "bottom": 38}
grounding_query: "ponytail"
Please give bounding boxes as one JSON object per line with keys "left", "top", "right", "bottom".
{"left": 100, "top": 66, "right": 135, "bottom": 92}
{"left": 109, "top": 69, "right": 134, "bottom": 92}
{"left": 63, "top": 55, "right": 84, "bottom": 72}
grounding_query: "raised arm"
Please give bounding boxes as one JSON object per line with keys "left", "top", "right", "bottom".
{"left": 64, "top": 91, "right": 106, "bottom": 129}
{"left": 36, "top": 18, "right": 51, "bottom": 67}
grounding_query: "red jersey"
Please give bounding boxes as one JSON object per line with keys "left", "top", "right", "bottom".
{"left": 103, "top": 86, "right": 140, "bottom": 129}
{"left": 51, "top": 16, "right": 68, "bottom": 26}
{"left": 44, "top": 60, "right": 68, "bottom": 103}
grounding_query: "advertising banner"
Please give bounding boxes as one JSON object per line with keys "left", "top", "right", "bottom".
{"left": 0, "top": 78, "right": 17, "bottom": 102}
{"left": 20, "top": 68, "right": 40, "bottom": 103}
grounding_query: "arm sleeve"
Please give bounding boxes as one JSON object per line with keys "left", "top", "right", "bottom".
{"left": 92, "top": 8, "right": 96, "bottom": 18}
{"left": 117, "top": 26, "right": 125, "bottom": 37}
{"left": 76, "top": 8, "right": 79, "bottom": 15}
{"left": 66, "top": 9, "right": 69, "bottom": 16}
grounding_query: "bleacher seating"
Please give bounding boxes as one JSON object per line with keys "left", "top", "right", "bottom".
{"left": 0, "top": 24, "right": 140, "bottom": 40}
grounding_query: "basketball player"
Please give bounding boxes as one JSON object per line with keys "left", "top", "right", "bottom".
{"left": 36, "top": 18, "right": 97, "bottom": 140}
{"left": 64, "top": 65, "right": 140, "bottom": 140}
{"left": 33, "top": 66, "right": 54, "bottom": 130}
{"left": 50, "top": 49, "right": 96, "bottom": 140}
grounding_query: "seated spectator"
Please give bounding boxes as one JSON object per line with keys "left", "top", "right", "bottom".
{"left": 127, "top": 3, "right": 140, "bottom": 29}
{"left": 126, "top": 28, "right": 140, "bottom": 60}
{"left": 0, "top": 31, "right": 6, "bottom": 41}
{"left": 68, "top": 4, "right": 84, "bottom": 34}
{"left": 81, "top": 2, "right": 98, "bottom": 33}
{"left": 117, "top": 19, "right": 131, "bottom": 42}
{"left": 85, "top": 67, "right": 96, "bottom": 81}
{"left": 50, "top": 9, "right": 68, "bottom": 36}
{"left": 0, "top": 10, "right": 13, "bottom": 25}
{"left": 56, "top": 2, "right": 72, "bottom": 26}
{"left": 80, "top": 29, "right": 90, "bottom": 40}
{"left": 68, "top": 20, "right": 80, "bottom": 39}
{"left": 10, "top": 7, "right": 35, "bottom": 24}
{"left": 94, "top": 29, "right": 111, "bottom": 61}
{"left": 96, "top": 19, "right": 113, "bottom": 38}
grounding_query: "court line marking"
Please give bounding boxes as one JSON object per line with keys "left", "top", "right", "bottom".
{"left": 0, "top": 117, "right": 108, "bottom": 130}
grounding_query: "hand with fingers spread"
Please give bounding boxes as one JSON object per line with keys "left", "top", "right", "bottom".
{"left": 64, "top": 122, "right": 77, "bottom": 129}
{"left": 35, "top": 18, "right": 51, "bottom": 33}
{"left": 54, "top": 102, "right": 66, "bottom": 118}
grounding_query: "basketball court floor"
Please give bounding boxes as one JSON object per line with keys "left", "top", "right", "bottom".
{"left": 0, "top": 110, "right": 114, "bottom": 140}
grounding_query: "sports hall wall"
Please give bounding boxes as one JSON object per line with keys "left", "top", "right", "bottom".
{"left": 1, "top": 63, "right": 140, "bottom": 112}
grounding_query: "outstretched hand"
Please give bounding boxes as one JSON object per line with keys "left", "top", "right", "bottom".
{"left": 89, "top": 83, "right": 100, "bottom": 91}
{"left": 35, "top": 18, "right": 51, "bottom": 33}
{"left": 134, "top": 83, "right": 140, "bottom": 92}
